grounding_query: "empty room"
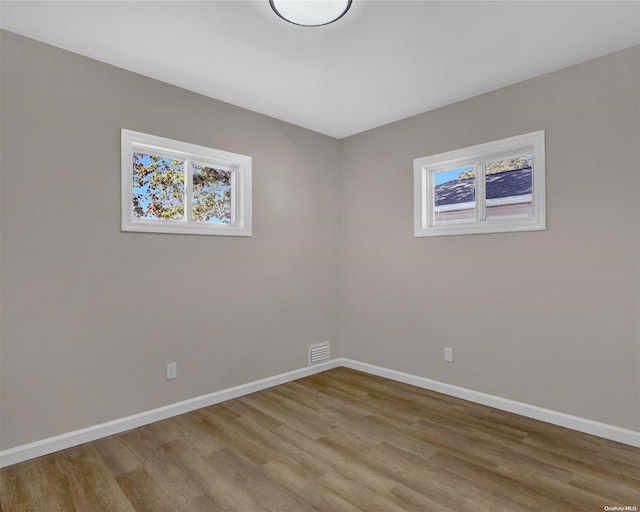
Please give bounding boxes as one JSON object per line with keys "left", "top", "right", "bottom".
{"left": 1, "top": 1, "right": 639, "bottom": 510}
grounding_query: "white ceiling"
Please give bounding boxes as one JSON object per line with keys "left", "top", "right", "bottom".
{"left": 1, "top": 1, "right": 639, "bottom": 139}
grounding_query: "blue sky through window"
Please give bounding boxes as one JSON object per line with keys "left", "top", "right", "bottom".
{"left": 434, "top": 165, "right": 474, "bottom": 186}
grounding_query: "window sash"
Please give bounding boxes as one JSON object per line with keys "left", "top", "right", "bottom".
{"left": 130, "top": 150, "right": 236, "bottom": 226}
{"left": 414, "top": 131, "right": 545, "bottom": 237}
{"left": 427, "top": 152, "right": 534, "bottom": 226}
{"left": 122, "top": 130, "right": 251, "bottom": 236}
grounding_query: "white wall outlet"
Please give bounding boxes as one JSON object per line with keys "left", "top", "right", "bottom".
{"left": 167, "top": 362, "right": 177, "bottom": 380}
{"left": 444, "top": 347, "right": 453, "bottom": 363}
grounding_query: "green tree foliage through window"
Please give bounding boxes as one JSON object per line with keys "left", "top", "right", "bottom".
{"left": 132, "top": 153, "right": 232, "bottom": 224}
{"left": 457, "top": 156, "right": 532, "bottom": 179}
{"left": 132, "top": 153, "right": 185, "bottom": 220}
{"left": 192, "top": 164, "right": 232, "bottom": 224}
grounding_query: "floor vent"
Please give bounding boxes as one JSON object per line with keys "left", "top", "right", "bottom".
{"left": 308, "top": 342, "right": 330, "bottom": 365}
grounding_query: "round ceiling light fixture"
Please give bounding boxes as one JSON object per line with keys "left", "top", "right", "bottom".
{"left": 269, "top": 0, "right": 352, "bottom": 27}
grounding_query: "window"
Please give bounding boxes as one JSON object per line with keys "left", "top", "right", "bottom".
{"left": 121, "top": 130, "right": 251, "bottom": 236}
{"left": 414, "top": 131, "right": 545, "bottom": 237}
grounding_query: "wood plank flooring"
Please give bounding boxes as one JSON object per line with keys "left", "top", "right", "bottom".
{"left": 1, "top": 367, "right": 639, "bottom": 511}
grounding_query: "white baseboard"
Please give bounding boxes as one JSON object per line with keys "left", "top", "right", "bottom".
{"left": 0, "top": 359, "right": 341, "bottom": 468}
{"left": 2, "top": 357, "right": 638, "bottom": 468}
{"left": 340, "top": 358, "right": 640, "bottom": 448}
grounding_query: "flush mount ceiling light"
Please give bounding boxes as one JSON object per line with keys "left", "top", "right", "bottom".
{"left": 270, "top": 0, "right": 352, "bottom": 27}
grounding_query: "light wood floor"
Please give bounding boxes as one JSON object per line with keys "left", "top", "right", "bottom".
{"left": 1, "top": 367, "right": 639, "bottom": 511}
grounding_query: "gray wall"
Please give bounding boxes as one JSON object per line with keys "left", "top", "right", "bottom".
{"left": 338, "top": 45, "right": 640, "bottom": 431}
{"left": 1, "top": 30, "right": 638, "bottom": 450}
{"left": 0, "top": 31, "right": 341, "bottom": 449}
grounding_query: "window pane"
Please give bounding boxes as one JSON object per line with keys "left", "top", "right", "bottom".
{"left": 485, "top": 155, "right": 533, "bottom": 220}
{"left": 192, "top": 164, "right": 232, "bottom": 224}
{"left": 433, "top": 165, "right": 476, "bottom": 225}
{"left": 132, "top": 153, "right": 185, "bottom": 220}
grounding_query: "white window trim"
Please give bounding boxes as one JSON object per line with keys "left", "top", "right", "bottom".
{"left": 121, "top": 129, "right": 252, "bottom": 236}
{"left": 414, "top": 130, "right": 546, "bottom": 237}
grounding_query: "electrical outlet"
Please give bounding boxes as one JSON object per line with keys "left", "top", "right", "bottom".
{"left": 444, "top": 347, "right": 453, "bottom": 363}
{"left": 167, "top": 362, "right": 177, "bottom": 379}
